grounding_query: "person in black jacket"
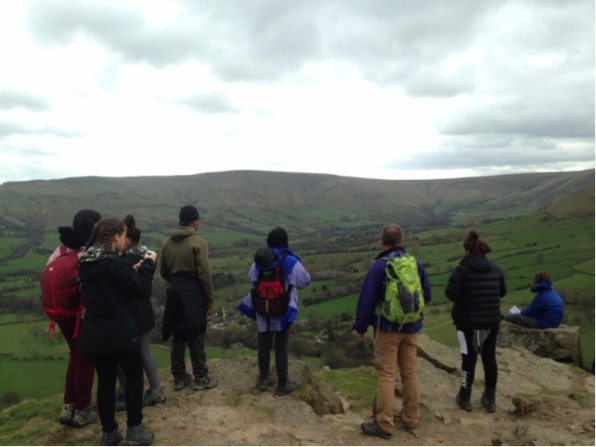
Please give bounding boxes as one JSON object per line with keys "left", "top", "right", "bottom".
{"left": 445, "top": 230, "right": 506, "bottom": 413}
{"left": 115, "top": 216, "right": 166, "bottom": 410}
{"left": 78, "top": 218, "right": 157, "bottom": 446}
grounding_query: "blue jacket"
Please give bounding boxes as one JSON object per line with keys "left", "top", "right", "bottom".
{"left": 237, "top": 247, "right": 311, "bottom": 332}
{"left": 354, "top": 247, "right": 431, "bottom": 334}
{"left": 522, "top": 280, "right": 563, "bottom": 328}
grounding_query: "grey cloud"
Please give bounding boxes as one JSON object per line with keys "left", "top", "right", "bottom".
{"left": 180, "top": 92, "right": 240, "bottom": 114}
{"left": 0, "top": 119, "right": 79, "bottom": 139}
{"left": 0, "top": 91, "right": 50, "bottom": 111}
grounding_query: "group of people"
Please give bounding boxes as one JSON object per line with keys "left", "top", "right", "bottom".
{"left": 46, "top": 207, "right": 563, "bottom": 444}
{"left": 354, "top": 225, "right": 564, "bottom": 440}
{"left": 46, "top": 205, "right": 311, "bottom": 445}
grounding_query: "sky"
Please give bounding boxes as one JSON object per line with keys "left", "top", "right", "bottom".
{"left": 0, "top": 0, "right": 594, "bottom": 185}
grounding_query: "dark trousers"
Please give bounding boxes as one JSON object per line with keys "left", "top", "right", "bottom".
{"left": 258, "top": 327, "right": 290, "bottom": 385}
{"left": 56, "top": 316, "right": 95, "bottom": 411}
{"left": 458, "top": 327, "right": 499, "bottom": 399}
{"left": 93, "top": 346, "right": 144, "bottom": 432}
{"left": 171, "top": 332, "right": 208, "bottom": 379}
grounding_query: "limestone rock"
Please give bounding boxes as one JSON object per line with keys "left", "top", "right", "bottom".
{"left": 497, "top": 322, "right": 582, "bottom": 365}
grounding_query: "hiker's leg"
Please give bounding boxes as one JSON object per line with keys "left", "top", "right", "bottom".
{"left": 397, "top": 332, "right": 419, "bottom": 429}
{"left": 374, "top": 330, "right": 399, "bottom": 433}
{"left": 56, "top": 317, "right": 77, "bottom": 406}
{"left": 480, "top": 328, "right": 499, "bottom": 393}
{"left": 274, "top": 326, "right": 291, "bottom": 384}
{"left": 119, "top": 346, "right": 144, "bottom": 428}
{"left": 258, "top": 331, "right": 274, "bottom": 379}
{"left": 170, "top": 333, "right": 187, "bottom": 379}
{"left": 503, "top": 313, "right": 539, "bottom": 328}
{"left": 457, "top": 329, "right": 477, "bottom": 400}
{"left": 139, "top": 330, "right": 161, "bottom": 389}
{"left": 188, "top": 331, "right": 208, "bottom": 378}
{"left": 93, "top": 355, "right": 118, "bottom": 433}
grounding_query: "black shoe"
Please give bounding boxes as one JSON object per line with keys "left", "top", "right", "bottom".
{"left": 481, "top": 392, "right": 496, "bottom": 413}
{"left": 456, "top": 393, "right": 473, "bottom": 412}
{"left": 256, "top": 375, "right": 275, "bottom": 392}
{"left": 361, "top": 421, "right": 392, "bottom": 440}
{"left": 101, "top": 426, "right": 123, "bottom": 446}
{"left": 174, "top": 373, "right": 192, "bottom": 391}
{"left": 275, "top": 380, "right": 298, "bottom": 396}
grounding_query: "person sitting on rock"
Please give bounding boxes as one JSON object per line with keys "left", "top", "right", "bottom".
{"left": 503, "top": 271, "right": 563, "bottom": 329}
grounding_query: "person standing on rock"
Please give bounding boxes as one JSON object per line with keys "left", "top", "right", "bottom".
{"left": 160, "top": 205, "right": 218, "bottom": 392}
{"left": 353, "top": 224, "right": 431, "bottom": 440}
{"left": 237, "top": 227, "right": 311, "bottom": 396}
{"left": 445, "top": 230, "right": 506, "bottom": 413}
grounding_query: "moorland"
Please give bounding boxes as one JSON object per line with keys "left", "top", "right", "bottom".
{"left": 0, "top": 169, "right": 594, "bottom": 405}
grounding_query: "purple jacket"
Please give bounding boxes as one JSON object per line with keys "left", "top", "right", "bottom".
{"left": 354, "top": 247, "right": 431, "bottom": 334}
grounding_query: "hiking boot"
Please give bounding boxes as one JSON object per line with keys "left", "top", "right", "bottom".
{"left": 100, "top": 425, "right": 122, "bottom": 446}
{"left": 125, "top": 423, "right": 154, "bottom": 446}
{"left": 143, "top": 386, "right": 166, "bottom": 406}
{"left": 193, "top": 375, "right": 218, "bottom": 391}
{"left": 275, "top": 380, "right": 298, "bottom": 397}
{"left": 71, "top": 405, "right": 98, "bottom": 427}
{"left": 58, "top": 403, "right": 74, "bottom": 425}
{"left": 361, "top": 421, "right": 393, "bottom": 440}
{"left": 115, "top": 391, "right": 126, "bottom": 411}
{"left": 481, "top": 392, "right": 496, "bottom": 413}
{"left": 256, "top": 375, "right": 275, "bottom": 392}
{"left": 174, "top": 373, "right": 192, "bottom": 391}
{"left": 456, "top": 392, "right": 473, "bottom": 412}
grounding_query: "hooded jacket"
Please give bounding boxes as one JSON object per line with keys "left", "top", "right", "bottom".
{"left": 237, "top": 247, "right": 311, "bottom": 332}
{"left": 159, "top": 226, "right": 214, "bottom": 310}
{"left": 353, "top": 246, "right": 432, "bottom": 334}
{"left": 78, "top": 246, "right": 155, "bottom": 356}
{"left": 445, "top": 254, "right": 506, "bottom": 330}
{"left": 522, "top": 279, "right": 563, "bottom": 328}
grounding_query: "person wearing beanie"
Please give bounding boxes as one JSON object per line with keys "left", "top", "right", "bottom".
{"left": 47, "top": 209, "right": 101, "bottom": 428}
{"left": 237, "top": 227, "right": 311, "bottom": 396}
{"left": 160, "top": 205, "right": 217, "bottom": 392}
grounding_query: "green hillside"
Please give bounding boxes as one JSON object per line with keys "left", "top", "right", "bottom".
{"left": 0, "top": 170, "right": 593, "bottom": 402}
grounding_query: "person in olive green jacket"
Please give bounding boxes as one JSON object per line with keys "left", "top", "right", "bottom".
{"left": 160, "top": 205, "right": 217, "bottom": 392}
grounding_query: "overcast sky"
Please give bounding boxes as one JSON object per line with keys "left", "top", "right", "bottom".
{"left": 0, "top": 0, "right": 594, "bottom": 185}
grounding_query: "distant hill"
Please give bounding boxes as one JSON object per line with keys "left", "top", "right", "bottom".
{"left": 0, "top": 169, "right": 593, "bottom": 242}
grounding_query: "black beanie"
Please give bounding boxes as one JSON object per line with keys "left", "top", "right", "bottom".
{"left": 178, "top": 205, "right": 200, "bottom": 226}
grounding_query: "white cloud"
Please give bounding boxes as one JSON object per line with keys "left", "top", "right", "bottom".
{"left": 0, "top": 0, "right": 593, "bottom": 185}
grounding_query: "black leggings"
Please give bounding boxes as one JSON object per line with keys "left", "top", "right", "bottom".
{"left": 457, "top": 327, "right": 498, "bottom": 398}
{"left": 258, "top": 327, "right": 290, "bottom": 385}
{"left": 94, "top": 346, "right": 144, "bottom": 432}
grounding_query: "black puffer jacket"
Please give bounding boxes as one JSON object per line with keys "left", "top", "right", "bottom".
{"left": 445, "top": 255, "right": 506, "bottom": 330}
{"left": 121, "top": 247, "right": 155, "bottom": 335}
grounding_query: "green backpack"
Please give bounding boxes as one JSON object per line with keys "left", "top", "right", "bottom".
{"left": 376, "top": 253, "right": 425, "bottom": 325}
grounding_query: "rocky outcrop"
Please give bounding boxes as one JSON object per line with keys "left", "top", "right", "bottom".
{"left": 497, "top": 322, "right": 582, "bottom": 365}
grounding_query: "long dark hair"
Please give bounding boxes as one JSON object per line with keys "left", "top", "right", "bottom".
{"left": 463, "top": 230, "right": 492, "bottom": 256}
{"left": 85, "top": 218, "right": 126, "bottom": 258}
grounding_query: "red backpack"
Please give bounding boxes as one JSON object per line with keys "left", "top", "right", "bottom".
{"left": 40, "top": 245, "right": 84, "bottom": 336}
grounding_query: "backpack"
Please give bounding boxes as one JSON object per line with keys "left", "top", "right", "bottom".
{"left": 376, "top": 252, "right": 425, "bottom": 326}
{"left": 40, "top": 245, "right": 83, "bottom": 325}
{"left": 250, "top": 247, "right": 290, "bottom": 318}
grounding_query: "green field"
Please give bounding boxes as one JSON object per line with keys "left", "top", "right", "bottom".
{"left": 0, "top": 209, "right": 593, "bottom": 402}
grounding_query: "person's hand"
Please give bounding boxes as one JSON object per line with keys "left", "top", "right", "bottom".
{"left": 355, "top": 331, "right": 365, "bottom": 341}
{"left": 145, "top": 251, "right": 158, "bottom": 263}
